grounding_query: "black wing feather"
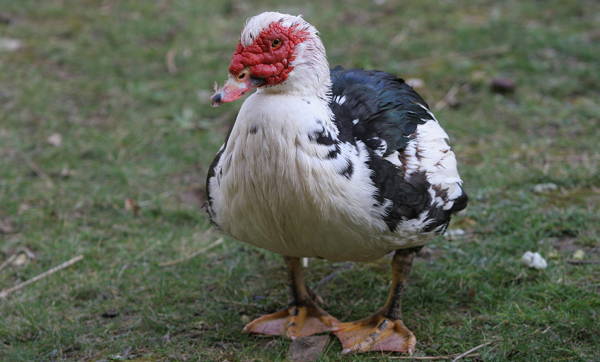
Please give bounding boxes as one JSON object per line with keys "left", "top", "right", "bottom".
{"left": 329, "top": 66, "right": 466, "bottom": 233}
{"left": 330, "top": 66, "right": 431, "bottom": 154}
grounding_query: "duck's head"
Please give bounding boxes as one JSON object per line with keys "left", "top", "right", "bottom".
{"left": 211, "top": 12, "right": 330, "bottom": 106}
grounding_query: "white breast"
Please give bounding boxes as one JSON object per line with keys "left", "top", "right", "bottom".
{"left": 208, "top": 93, "right": 428, "bottom": 261}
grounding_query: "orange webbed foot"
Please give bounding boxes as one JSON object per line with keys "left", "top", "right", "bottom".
{"left": 243, "top": 303, "right": 339, "bottom": 339}
{"left": 334, "top": 313, "right": 416, "bottom": 354}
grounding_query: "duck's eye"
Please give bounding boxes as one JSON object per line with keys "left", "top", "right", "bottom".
{"left": 271, "top": 38, "right": 282, "bottom": 49}
{"left": 237, "top": 71, "right": 247, "bottom": 80}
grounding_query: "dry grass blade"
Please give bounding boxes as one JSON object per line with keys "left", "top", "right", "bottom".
{"left": 314, "top": 262, "right": 354, "bottom": 291}
{"left": 159, "top": 238, "right": 224, "bottom": 267}
{"left": 567, "top": 260, "right": 600, "bottom": 265}
{"left": 382, "top": 353, "right": 480, "bottom": 360}
{"left": 166, "top": 48, "right": 177, "bottom": 74}
{"left": 451, "top": 341, "right": 494, "bottom": 361}
{"left": 0, "top": 254, "right": 18, "bottom": 273}
{"left": 434, "top": 83, "right": 463, "bottom": 111}
{"left": 0, "top": 255, "right": 84, "bottom": 299}
{"left": 21, "top": 155, "right": 55, "bottom": 188}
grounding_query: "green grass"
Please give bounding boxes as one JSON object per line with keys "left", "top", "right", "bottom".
{"left": 1, "top": 0, "right": 599, "bottom": 360}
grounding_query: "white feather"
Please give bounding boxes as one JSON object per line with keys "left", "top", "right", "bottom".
{"left": 209, "top": 93, "right": 430, "bottom": 261}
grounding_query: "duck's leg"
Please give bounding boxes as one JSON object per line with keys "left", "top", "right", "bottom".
{"left": 334, "top": 248, "right": 418, "bottom": 354}
{"left": 243, "top": 256, "right": 340, "bottom": 339}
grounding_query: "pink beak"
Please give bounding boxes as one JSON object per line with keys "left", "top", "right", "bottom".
{"left": 211, "top": 75, "right": 254, "bottom": 107}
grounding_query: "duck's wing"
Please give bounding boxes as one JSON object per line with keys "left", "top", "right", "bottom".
{"left": 329, "top": 66, "right": 467, "bottom": 234}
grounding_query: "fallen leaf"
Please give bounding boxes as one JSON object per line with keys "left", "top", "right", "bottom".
{"left": 18, "top": 203, "right": 31, "bottom": 214}
{"left": 287, "top": 335, "right": 330, "bottom": 362}
{"left": 101, "top": 310, "right": 119, "bottom": 318}
{"left": 490, "top": 78, "right": 516, "bottom": 94}
{"left": 573, "top": 249, "right": 585, "bottom": 260}
{"left": 60, "top": 167, "right": 75, "bottom": 178}
{"left": 0, "top": 218, "right": 16, "bottom": 234}
{"left": 124, "top": 198, "right": 140, "bottom": 216}
{"left": 470, "top": 70, "right": 487, "bottom": 83}
{"left": 240, "top": 314, "right": 250, "bottom": 324}
{"left": 180, "top": 187, "right": 206, "bottom": 208}
{"left": 12, "top": 253, "right": 29, "bottom": 266}
{"left": 0, "top": 13, "right": 12, "bottom": 25}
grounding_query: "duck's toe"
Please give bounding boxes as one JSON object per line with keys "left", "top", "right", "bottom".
{"left": 334, "top": 313, "right": 416, "bottom": 354}
{"left": 243, "top": 303, "right": 339, "bottom": 339}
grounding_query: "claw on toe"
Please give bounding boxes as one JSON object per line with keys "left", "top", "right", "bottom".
{"left": 334, "top": 315, "right": 416, "bottom": 354}
{"left": 243, "top": 304, "right": 339, "bottom": 339}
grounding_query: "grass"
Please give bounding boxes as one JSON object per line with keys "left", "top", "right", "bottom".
{"left": 1, "top": 0, "right": 599, "bottom": 360}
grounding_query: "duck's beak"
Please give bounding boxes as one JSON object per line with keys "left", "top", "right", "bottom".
{"left": 211, "top": 69, "right": 265, "bottom": 107}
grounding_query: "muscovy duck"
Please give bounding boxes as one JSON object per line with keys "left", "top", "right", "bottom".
{"left": 207, "top": 12, "right": 467, "bottom": 354}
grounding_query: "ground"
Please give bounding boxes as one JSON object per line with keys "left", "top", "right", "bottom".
{"left": 1, "top": 0, "right": 599, "bottom": 361}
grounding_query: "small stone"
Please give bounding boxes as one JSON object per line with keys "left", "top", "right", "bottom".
{"left": 405, "top": 78, "right": 424, "bottom": 89}
{"left": 47, "top": 133, "right": 63, "bottom": 147}
{"left": 521, "top": 251, "right": 548, "bottom": 269}
{"left": 445, "top": 228, "right": 466, "bottom": 239}
{"left": 533, "top": 183, "right": 558, "bottom": 193}
{"left": 0, "top": 37, "right": 21, "bottom": 52}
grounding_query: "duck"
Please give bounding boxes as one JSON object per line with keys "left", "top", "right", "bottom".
{"left": 206, "top": 12, "right": 467, "bottom": 354}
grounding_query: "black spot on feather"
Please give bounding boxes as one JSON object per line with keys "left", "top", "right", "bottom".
{"left": 340, "top": 159, "right": 354, "bottom": 179}
{"left": 308, "top": 126, "right": 336, "bottom": 146}
{"left": 206, "top": 121, "right": 235, "bottom": 225}
{"left": 327, "top": 144, "right": 341, "bottom": 159}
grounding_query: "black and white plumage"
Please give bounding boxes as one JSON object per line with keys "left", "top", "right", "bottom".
{"left": 205, "top": 12, "right": 468, "bottom": 354}
{"left": 329, "top": 67, "right": 467, "bottom": 233}
{"left": 206, "top": 66, "right": 466, "bottom": 262}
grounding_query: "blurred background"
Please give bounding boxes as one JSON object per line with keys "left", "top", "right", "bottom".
{"left": 1, "top": 0, "right": 598, "bottom": 360}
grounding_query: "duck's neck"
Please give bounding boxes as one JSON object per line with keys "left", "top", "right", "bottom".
{"left": 240, "top": 90, "right": 335, "bottom": 136}
{"left": 257, "top": 73, "right": 331, "bottom": 103}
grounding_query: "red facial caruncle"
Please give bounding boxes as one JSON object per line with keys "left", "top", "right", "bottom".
{"left": 211, "top": 21, "right": 309, "bottom": 106}
{"left": 229, "top": 22, "right": 309, "bottom": 86}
